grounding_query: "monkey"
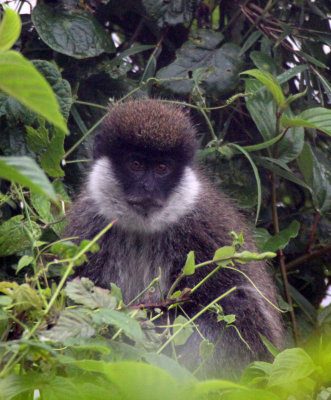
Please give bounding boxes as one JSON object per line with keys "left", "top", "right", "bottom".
{"left": 64, "top": 99, "right": 284, "bottom": 379}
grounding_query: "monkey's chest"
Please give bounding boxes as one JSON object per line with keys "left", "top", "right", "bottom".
{"left": 94, "top": 232, "right": 173, "bottom": 304}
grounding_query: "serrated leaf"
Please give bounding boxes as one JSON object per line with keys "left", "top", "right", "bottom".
{"left": 0, "top": 50, "right": 67, "bottom": 133}
{"left": 32, "top": 3, "right": 115, "bottom": 59}
{"left": 65, "top": 278, "right": 117, "bottom": 310}
{"left": 242, "top": 69, "right": 285, "bottom": 107}
{"left": 157, "top": 30, "right": 241, "bottom": 97}
{"left": 199, "top": 339, "right": 214, "bottom": 359}
{"left": 183, "top": 251, "right": 195, "bottom": 275}
{"left": 0, "top": 215, "right": 41, "bottom": 256}
{"left": 30, "top": 191, "right": 66, "bottom": 236}
{"left": 32, "top": 60, "right": 72, "bottom": 121}
{"left": 143, "top": 0, "right": 196, "bottom": 28}
{"left": 41, "top": 128, "right": 65, "bottom": 177}
{"left": 0, "top": 6, "right": 21, "bottom": 51}
{"left": 172, "top": 315, "right": 193, "bottom": 346}
{"left": 92, "top": 309, "right": 143, "bottom": 341}
{"left": 26, "top": 124, "right": 50, "bottom": 154}
{"left": 268, "top": 348, "right": 316, "bottom": 387}
{"left": 0, "top": 156, "right": 56, "bottom": 200}
{"left": 40, "top": 309, "right": 95, "bottom": 342}
{"left": 12, "top": 283, "right": 42, "bottom": 313}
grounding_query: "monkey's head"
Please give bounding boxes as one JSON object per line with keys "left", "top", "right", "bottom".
{"left": 87, "top": 99, "right": 202, "bottom": 233}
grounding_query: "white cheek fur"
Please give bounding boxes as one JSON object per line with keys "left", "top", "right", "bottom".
{"left": 87, "top": 157, "right": 201, "bottom": 233}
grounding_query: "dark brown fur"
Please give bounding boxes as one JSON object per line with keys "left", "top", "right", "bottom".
{"left": 64, "top": 99, "right": 284, "bottom": 379}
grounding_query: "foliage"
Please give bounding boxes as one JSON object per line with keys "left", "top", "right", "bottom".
{"left": 0, "top": 1, "right": 330, "bottom": 398}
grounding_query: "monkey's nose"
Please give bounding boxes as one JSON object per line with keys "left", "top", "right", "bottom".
{"left": 128, "top": 198, "right": 164, "bottom": 215}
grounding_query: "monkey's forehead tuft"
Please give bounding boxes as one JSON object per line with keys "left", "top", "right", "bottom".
{"left": 103, "top": 99, "right": 197, "bottom": 152}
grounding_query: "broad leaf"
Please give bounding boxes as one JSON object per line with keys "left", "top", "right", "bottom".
{"left": 40, "top": 309, "right": 95, "bottom": 342}
{"left": 32, "top": 3, "right": 115, "bottom": 59}
{"left": 297, "top": 143, "right": 331, "bottom": 212}
{"left": 173, "top": 315, "right": 194, "bottom": 345}
{"left": 255, "top": 221, "right": 300, "bottom": 252}
{"left": 65, "top": 278, "right": 117, "bottom": 310}
{"left": 0, "top": 156, "right": 56, "bottom": 199}
{"left": 0, "top": 215, "right": 41, "bottom": 256}
{"left": 245, "top": 79, "right": 304, "bottom": 163}
{"left": 268, "top": 348, "right": 316, "bottom": 387}
{"left": 242, "top": 69, "right": 285, "bottom": 107}
{"left": 183, "top": 251, "right": 195, "bottom": 275}
{"left": 0, "top": 51, "right": 67, "bottom": 132}
{"left": 281, "top": 107, "right": 331, "bottom": 136}
{"left": 92, "top": 309, "right": 144, "bottom": 341}
{"left": 157, "top": 30, "right": 241, "bottom": 97}
{"left": 0, "top": 6, "right": 21, "bottom": 51}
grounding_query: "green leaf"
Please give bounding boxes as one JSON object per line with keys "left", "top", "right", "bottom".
{"left": 250, "top": 51, "right": 278, "bottom": 75}
{"left": 0, "top": 215, "right": 41, "bottom": 256}
{"left": 256, "top": 221, "right": 300, "bottom": 252}
{"left": 17, "top": 255, "right": 34, "bottom": 273}
{"left": 30, "top": 191, "right": 66, "bottom": 236}
{"left": 144, "top": 353, "right": 194, "bottom": 381}
{"left": 32, "top": 60, "right": 72, "bottom": 121}
{"left": 157, "top": 30, "right": 241, "bottom": 97}
{"left": 297, "top": 143, "right": 331, "bottom": 212}
{"left": 257, "top": 157, "right": 311, "bottom": 191}
{"left": 92, "top": 309, "right": 144, "bottom": 341}
{"left": 281, "top": 107, "right": 331, "bottom": 136}
{"left": 199, "top": 339, "right": 214, "bottom": 359}
{"left": 241, "top": 132, "right": 284, "bottom": 152}
{"left": 234, "top": 251, "right": 276, "bottom": 261}
{"left": 172, "top": 315, "right": 194, "bottom": 345}
{"left": 0, "top": 50, "right": 67, "bottom": 132}
{"left": 40, "top": 128, "right": 65, "bottom": 177}
{"left": 0, "top": 6, "right": 21, "bottom": 51}
{"left": 244, "top": 79, "right": 304, "bottom": 163}
{"left": 213, "top": 245, "right": 235, "bottom": 264}
{"left": 230, "top": 143, "right": 262, "bottom": 225}
{"left": 32, "top": 3, "right": 115, "bottom": 59}
{"left": 65, "top": 278, "right": 117, "bottom": 310}
{"left": 40, "top": 309, "right": 95, "bottom": 342}
{"left": 143, "top": 0, "right": 196, "bottom": 27}
{"left": 12, "top": 283, "right": 42, "bottom": 313}
{"left": 183, "top": 251, "right": 195, "bottom": 275}
{"left": 268, "top": 348, "right": 316, "bottom": 387}
{"left": 276, "top": 65, "right": 308, "bottom": 85}
{"left": 242, "top": 69, "right": 285, "bottom": 107}
{"left": 0, "top": 156, "right": 56, "bottom": 200}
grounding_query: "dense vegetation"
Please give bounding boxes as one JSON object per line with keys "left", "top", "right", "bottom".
{"left": 0, "top": 1, "right": 330, "bottom": 399}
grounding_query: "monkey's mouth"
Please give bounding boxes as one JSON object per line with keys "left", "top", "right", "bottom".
{"left": 127, "top": 198, "right": 164, "bottom": 216}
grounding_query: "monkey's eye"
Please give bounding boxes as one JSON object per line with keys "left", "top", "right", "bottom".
{"left": 129, "top": 160, "right": 145, "bottom": 172}
{"left": 155, "top": 163, "right": 169, "bottom": 176}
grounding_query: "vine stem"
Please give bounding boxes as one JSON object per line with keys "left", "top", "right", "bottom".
{"left": 157, "top": 286, "right": 237, "bottom": 354}
{"left": 305, "top": 212, "right": 320, "bottom": 252}
{"left": 0, "top": 220, "right": 116, "bottom": 378}
{"left": 271, "top": 107, "right": 298, "bottom": 344}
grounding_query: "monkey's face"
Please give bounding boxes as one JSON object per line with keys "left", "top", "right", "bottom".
{"left": 109, "top": 144, "right": 185, "bottom": 218}
{"left": 87, "top": 141, "right": 201, "bottom": 233}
